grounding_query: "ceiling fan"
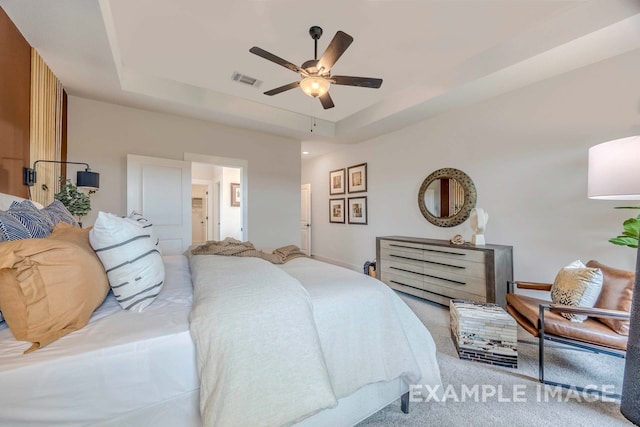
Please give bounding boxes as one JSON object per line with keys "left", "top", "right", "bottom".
{"left": 249, "top": 26, "right": 383, "bottom": 110}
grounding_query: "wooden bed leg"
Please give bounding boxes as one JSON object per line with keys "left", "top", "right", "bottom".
{"left": 400, "top": 391, "right": 410, "bottom": 414}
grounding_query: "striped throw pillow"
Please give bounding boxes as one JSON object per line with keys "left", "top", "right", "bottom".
{"left": 126, "top": 211, "right": 161, "bottom": 254}
{"left": 89, "top": 212, "right": 165, "bottom": 312}
{"left": 7, "top": 200, "right": 54, "bottom": 238}
{"left": 0, "top": 210, "right": 31, "bottom": 241}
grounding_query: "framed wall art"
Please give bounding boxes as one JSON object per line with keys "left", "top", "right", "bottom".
{"left": 329, "top": 168, "right": 346, "bottom": 195}
{"left": 347, "top": 163, "right": 367, "bottom": 193}
{"left": 231, "top": 183, "right": 240, "bottom": 207}
{"left": 348, "top": 196, "right": 367, "bottom": 225}
{"left": 329, "top": 198, "right": 345, "bottom": 223}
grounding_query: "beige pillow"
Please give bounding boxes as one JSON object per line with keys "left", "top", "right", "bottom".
{"left": 550, "top": 260, "right": 603, "bottom": 322}
{"left": 0, "top": 226, "right": 109, "bottom": 353}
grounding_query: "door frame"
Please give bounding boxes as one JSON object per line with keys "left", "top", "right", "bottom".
{"left": 184, "top": 153, "right": 247, "bottom": 241}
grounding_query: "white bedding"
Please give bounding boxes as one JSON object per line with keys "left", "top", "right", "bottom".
{"left": 0, "top": 256, "right": 198, "bottom": 427}
{"left": 189, "top": 255, "right": 442, "bottom": 427}
{"left": 279, "top": 257, "right": 442, "bottom": 398}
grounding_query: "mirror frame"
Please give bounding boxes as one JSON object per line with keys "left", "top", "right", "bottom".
{"left": 418, "top": 168, "right": 477, "bottom": 227}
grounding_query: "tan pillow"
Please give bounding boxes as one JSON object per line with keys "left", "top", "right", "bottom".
{"left": 0, "top": 226, "right": 109, "bottom": 353}
{"left": 588, "top": 260, "right": 634, "bottom": 335}
{"left": 550, "top": 260, "right": 603, "bottom": 322}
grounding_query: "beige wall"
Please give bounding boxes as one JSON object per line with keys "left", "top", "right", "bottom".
{"left": 68, "top": 96, "right": 301, "bottom": 249}
{"left": 302, "top": 49, "right": 640, "bottom": 281}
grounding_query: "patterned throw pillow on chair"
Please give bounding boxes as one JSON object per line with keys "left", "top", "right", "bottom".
{"left": 551, "top": 260, "right": 603, "bottom": 322}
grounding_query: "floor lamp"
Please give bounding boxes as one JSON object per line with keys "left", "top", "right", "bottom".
{"left": 588, "top": 135, "right": 640, "bottom": 424}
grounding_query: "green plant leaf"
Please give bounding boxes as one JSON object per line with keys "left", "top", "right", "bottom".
{"left": 609, "top": 236, "right": 639, "bottom": 248}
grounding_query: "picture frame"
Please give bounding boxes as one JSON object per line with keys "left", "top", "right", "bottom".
{"left": 347, "top": 163, "right": 367, "bottom": 193}
{"left": 348, "top": 196, "right": 367, "bottom": 225}
{"left": 231, "top": 183, "right": 240, "bottom": 207}
{"left": 329, "top": 168, "right": 346, "bottom": 195}
{"left": 329, "top": 198, "right": 345, "bottom": 223}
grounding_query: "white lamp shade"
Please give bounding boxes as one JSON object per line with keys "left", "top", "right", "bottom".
{"left": 588, "top": 135, "right": 640, "bottom": 200}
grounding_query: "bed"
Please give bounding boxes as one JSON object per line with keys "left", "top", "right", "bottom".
{"left": 0, "top": 192, "right": 442, "bottom": 426}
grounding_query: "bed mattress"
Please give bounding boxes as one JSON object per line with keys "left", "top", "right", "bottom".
{"left": 0, "top": 256, "right": 199, "bottom": 427}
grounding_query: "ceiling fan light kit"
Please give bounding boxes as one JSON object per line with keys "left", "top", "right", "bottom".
{"left": 250, "top": 26, "right": 382, "bottom": 109}
{"left": 300, "top": 76, "right": 330, "bottom": 98}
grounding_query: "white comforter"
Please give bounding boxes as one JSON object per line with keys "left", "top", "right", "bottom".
{"left": 188, "top": 255, "right": 441, "bottom": 427}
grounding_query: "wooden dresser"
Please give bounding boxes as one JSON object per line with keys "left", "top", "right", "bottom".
{"left": 376, "top": 236, "right": 513, "bottom": 307}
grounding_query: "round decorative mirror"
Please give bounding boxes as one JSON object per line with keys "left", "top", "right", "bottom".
{"left": 418, "top": 168, "right": 477, "bottom": 227}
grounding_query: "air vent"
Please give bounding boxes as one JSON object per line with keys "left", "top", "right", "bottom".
{"left": 231, "top": 71, "right": 262, "bottom": 88}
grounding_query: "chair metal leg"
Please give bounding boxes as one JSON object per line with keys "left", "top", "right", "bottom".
{"left": 534, "top": 304, "right": 623, "bottom": 400}
{"left": 538, "top": 305, "right": 545, "bottom": 384}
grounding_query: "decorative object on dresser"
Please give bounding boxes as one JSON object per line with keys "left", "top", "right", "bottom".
{"left": 347, "top": 163, "right": 367, "bottom": 193}
{"left": 348, "top": 196, "right": 367, "bottom": 225}
{"left": 450, "top": 299, "right": 517, "bottom": 368}
{"left": 376, "top": 236, "right": 513, "bottom": 307}
{"left": 329, "top": 198, "right": 345, "bottom": 223}
{"left": 329, "top": 168, "right": 346, "bottom": 195}
{"left": 418, "top": 168, "right": 476, "bottom": 227}
{"left": 470, "top": 207, "right": 488, "bottom": 246}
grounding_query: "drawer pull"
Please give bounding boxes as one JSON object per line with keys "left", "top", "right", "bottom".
{"left": 390, "top": 254, "right": 465, "bottom": 270}
{"left": 389, "top": 280, "right": 454, "bottom": 299}
{"left": 390, "top": 266, "right": 466, "bottom": 286}
{"left": 389, "top": 243, "right": 466, "bottom": 257}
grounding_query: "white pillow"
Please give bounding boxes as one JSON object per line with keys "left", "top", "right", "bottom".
{"left": 89, "top": 211, "right": 165, "bottom": 312}
{"left": 126, "top": 211, "right": 161, "bottom": 254}
{"left": 550, "top": 260, "right": 603, "bottom": 322}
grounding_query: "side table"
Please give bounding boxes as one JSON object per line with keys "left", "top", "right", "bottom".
{"left": 450, "top": 299, "right": 518, "bottom": 368}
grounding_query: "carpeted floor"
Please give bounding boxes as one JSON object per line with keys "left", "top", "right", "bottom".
{"left": 357, "top": 293, "right": 632, "bottom": 427}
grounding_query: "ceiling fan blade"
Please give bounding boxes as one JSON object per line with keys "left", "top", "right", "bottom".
{"left": 317, "top": 31, "right": 353, "bottom": 73}
{"left": 331, "top": 75, "right": 383, "bottom": 89}
{"left": 319, "top": 92, "right": 334, "bottom": 109}
{"left": 264, "top": 81, "right": 300, "bottom": 96}
{"left": 250, "top": 47, "right": 305, "bottom": 74}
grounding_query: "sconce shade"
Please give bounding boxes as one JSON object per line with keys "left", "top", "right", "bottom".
{"left": 77, "top": 171, "right": 100, "bottom": 188}
{"left": 588, "top": 135, "right": 640, "bottom": 200}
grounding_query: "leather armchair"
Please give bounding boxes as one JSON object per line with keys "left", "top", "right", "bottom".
{"left": 505, "top": 260, "right": 634, "bottom": 398}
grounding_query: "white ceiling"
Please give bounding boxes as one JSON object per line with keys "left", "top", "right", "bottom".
{"left": 2, "top": 0, "right": 640, "bottom": 157}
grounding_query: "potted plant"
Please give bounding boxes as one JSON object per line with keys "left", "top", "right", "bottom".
{"left": 54, "top": 177, "right": 96, "bottom": 227}
{"left": 609, "top": 207, "right": 640, "bottom": 249}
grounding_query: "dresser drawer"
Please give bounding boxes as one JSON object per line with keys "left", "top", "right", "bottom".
{"left": 420, "top": 244, "right": 485, "bottom": 264}
{"left": 421, "top": 253, "right": 486, "bottom": 279}
{"left": 380, "top": 240, "right": 425, "bottom": 257}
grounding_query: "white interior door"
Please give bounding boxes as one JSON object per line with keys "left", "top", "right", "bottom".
{"left": 191, "top": 184, "right": 207, "bottom": 245}
{"left": 301, "top": 184, "right": 311, "bottom": 256}
{"left": 127, "top": 154, "right": 192, "bottom": 255}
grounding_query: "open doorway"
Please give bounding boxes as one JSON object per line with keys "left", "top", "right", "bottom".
{"left": 191, "top": 161, "right": 243, "bottom": 242}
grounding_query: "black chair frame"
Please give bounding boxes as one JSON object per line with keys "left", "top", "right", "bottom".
{"left": 507, "top": 281, "right": 629, "bottom": 400}
{"left": 538, "top": 303, "right": 627, "bottom": 400}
